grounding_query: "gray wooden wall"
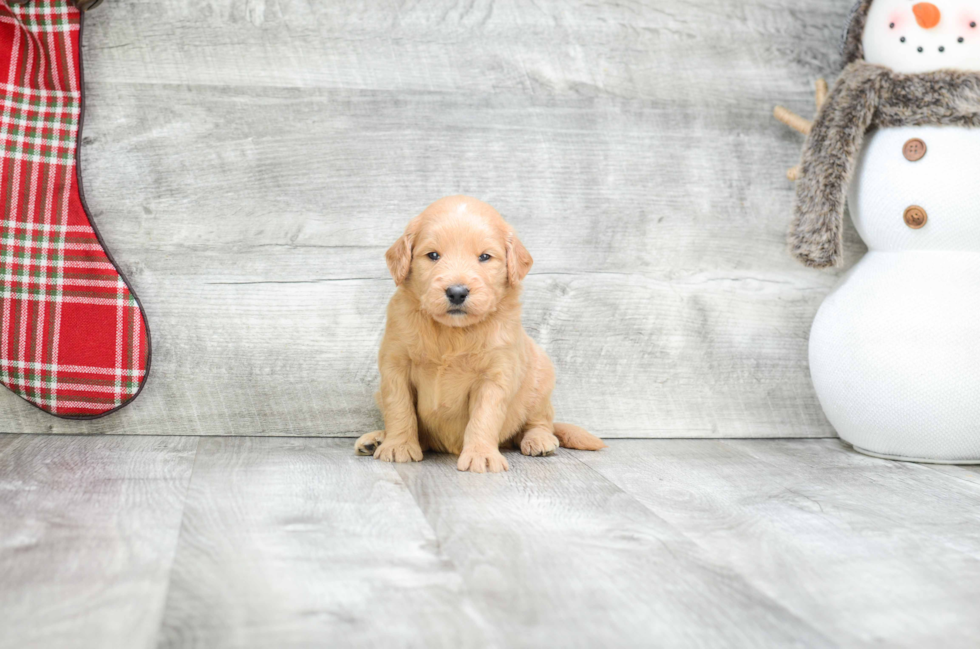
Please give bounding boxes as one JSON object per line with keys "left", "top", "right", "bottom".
{"left": 0, "top": 0, "right": 865, "bottom": 437}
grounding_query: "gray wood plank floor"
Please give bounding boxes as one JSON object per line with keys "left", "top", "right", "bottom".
{"left": 0, "top": 0, "right": 859, "bottom": 437}
{"left": 4, "top": 435, "right": 980, "bottom": 648}
{"left": 0, "top": 435, "right": 196, "bottom": 649}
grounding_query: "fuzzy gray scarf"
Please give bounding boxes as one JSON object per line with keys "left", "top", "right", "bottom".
{"left": 791, "top": 61, "right": 980, "bottom": 268}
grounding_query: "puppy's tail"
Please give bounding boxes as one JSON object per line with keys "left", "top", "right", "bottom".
{"left": 553, "top": 422, "right": 607, "bottom": 451}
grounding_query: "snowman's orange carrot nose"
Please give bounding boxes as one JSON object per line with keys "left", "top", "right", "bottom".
{"left": 913, "top": 2, "right": 942, "bottom": 29}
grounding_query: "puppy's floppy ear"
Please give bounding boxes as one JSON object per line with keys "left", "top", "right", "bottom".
{"left": 386, "top": 217, "right": 421, "bottom": 286}
{"left": 506, "top": 232, "right": 533, "bottom": 285}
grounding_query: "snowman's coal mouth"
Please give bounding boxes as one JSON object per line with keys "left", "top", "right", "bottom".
{"left": 904, "top": 40, "right": 951, "bottom": 53}
{"left": 899, "top": 33, "right": 967, "bottom": 52}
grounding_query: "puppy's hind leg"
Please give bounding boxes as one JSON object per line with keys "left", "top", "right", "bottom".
{"left": 554, "top": 422, "right": 607, "bottom": 451}
{"left": 518, "top": 405, "right": 560, "bottom": 457}
{"left": 519, "top": 425, "right": 560, "bottom": 457}
{"left": 356, "top": 391, "right": 388, "bottom": 456}
{"left": 354, "top": 430, "right": 385, "bottom": 456}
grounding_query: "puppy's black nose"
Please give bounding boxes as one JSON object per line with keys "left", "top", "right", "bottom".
{"left": 446, "top": 285, "right": 469, "bottom": 306}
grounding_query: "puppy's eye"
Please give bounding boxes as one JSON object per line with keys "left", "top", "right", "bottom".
{"left": 478, "top": 253, "right": 492, "bottom": 262}
{"left": 427, "top": 252, "right": 440, "bottom": 261}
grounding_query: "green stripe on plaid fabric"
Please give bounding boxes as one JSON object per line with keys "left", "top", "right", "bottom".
{"left": 0, "top": 369, "right": 142, "bottom": 389}
{"left": 0, "top": 0, "right": 149, "bottom": 417}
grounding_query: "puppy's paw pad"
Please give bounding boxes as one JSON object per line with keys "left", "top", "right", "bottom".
{"left": 520, "top": 432, "right": 560, "bottom": 457}
{"left": 354, "top": 431, "right": 385, "bottom": 456}
{"left": 374, "top": 441, "right": 424, "bottom": 463}
{"left": 457, "top": 448, "right": 509, "bottom": 473}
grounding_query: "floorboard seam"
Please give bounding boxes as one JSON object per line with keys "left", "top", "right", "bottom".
{"left": 391, "top": 459, "right": 525, "bottom": 640}
{"left": 147, "top": 437, "right": 203, "bottom": 649}
{"left": 914, "top": 463, "right": 980, "bottom": 492}
{"left": 734, "top": 437, "right": 980, "bottom": 493}
{"left": 0, "top": 431, "right": 844, "bottom": 441}
{"left": 567, "top": 445, "right": 838, "bottom": 645}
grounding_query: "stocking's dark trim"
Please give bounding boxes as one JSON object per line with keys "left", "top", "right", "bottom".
{"left": 41, "top": 10, "right": 153, "bottom": 420}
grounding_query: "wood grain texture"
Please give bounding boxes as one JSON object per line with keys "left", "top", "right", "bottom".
{"left": 157, "top": 437, "right": 487, "bottom": 649}
{"left": 925, "top": 463, "right": 980, "bottom": 487}
{"left": 0, "top": 434, "right": 197, "bottom": 649}
{"left": 0, "top": 0, "right": 863, "bottom": 436}
{"left": 393, "top": 449, "right": 833, "bottom": 648}
{"left": 579, "top": 439, "right": 980, "bottom": 647}
{"left": 5, "top": 436, "right": 980, "bottom": 646}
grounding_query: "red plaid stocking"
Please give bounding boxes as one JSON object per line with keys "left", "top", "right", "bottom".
{"left": 0, "top": 0, "right": 149, "bottom": 418}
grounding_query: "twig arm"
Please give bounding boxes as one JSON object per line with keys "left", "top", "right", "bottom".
{"left": 815, "top": 78, "right": 828, "bottom": 111}
{"left": 774, "top": 106, "right": 813, "bottom": 135}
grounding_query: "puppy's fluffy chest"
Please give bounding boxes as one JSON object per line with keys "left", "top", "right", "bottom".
{"left": 408, "top": 341, "right": 500, "bottom": 419}
{"left": 405, "top": 325, "right": 523, "bottom": 450}
{"left": 411, "top": 355, "right": 477, "bottom": 422}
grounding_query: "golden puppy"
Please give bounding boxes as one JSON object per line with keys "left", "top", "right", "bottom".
{"left": 354, "top": 196, "right": 605, "bottom": 473}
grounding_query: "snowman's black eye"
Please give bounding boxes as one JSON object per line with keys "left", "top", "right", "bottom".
{"left": 917, "top": 46, "right": 924, "bottom": 52}
{"left": 889, "top": 22, "right": 895, "bottom": 29}
{"left": 939, "top": 46, "right": 945, "bottom": 52}
{"left": 901, "top": 36, "right": 907, "bottom": 43}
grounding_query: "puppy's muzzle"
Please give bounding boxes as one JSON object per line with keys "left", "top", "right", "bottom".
{"left": 445, "top": 284, "right": 469, "bottom": 307}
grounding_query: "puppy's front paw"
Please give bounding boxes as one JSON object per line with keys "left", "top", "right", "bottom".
{"left": 374, "top": 440, "right": 423, "bottom": 463}
{"left": 520, "top": 429, "right": 560, "bottom": 457}
{"left": 354, "top": 430, "right": 385, "bottom": 456}
{"left": 457, "top": 447, "right": 509, "bottom": 473}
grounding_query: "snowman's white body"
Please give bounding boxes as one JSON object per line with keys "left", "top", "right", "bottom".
{"left": 809, "top": 126, "right": 980, "bottom": 461}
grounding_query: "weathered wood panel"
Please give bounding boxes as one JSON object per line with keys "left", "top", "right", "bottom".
{"left": 5, "top": 436, "right": 980, "bottom": 645}
{"left": 579, "top": 439, "right": 980, "bottom": 646}
{"left": 0, "top": 0, "right": 862, "bottom": 436}
{"left": 393, "top": 447, "right": 833, "bottom": 648}
{"left": 0, "top": 434, "right": 197, "bottom": 649}
{"left": 157, "top": 437, "right": 487, "bottom": 649}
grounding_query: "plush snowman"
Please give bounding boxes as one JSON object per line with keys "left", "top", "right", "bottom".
{"left": 776, "top": 0, "right": 980, "bottom": 462}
